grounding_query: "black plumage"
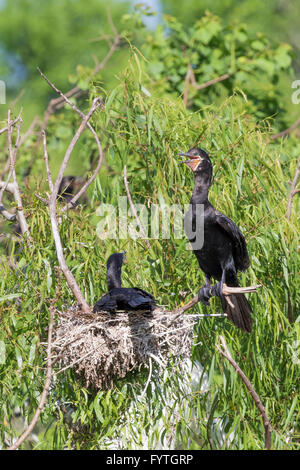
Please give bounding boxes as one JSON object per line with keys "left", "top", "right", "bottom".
{"left": 93, "top": 252, "right": 157, "bottom": 314}
{"left": 58, "top": 176, "right": 77, "bottom": 202}
{"left": 180, "top": 147, "right": 252, "bottom": 332}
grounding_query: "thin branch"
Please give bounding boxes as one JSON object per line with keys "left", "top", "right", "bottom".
{"left": 19, "top": 115, "right": 39, "bottom": 147}
{"left": 45, "top": 100, "right": 101, "bottom": 313}
{"left": 37, "top": 19, "right": 120, "bottom": 139}
{"left": 34, "top": 192, "right": 49, "bottom": 205}
{"left": 216, "top": 335, "right": 272, "bottom": 450}
{"left": 0, "top": 203, "right": 16, "bottom": 221}
{"left": 174, "top": 283, "right": 261, "bottom": 315}
{"left": 6, "top": 111, "right": 31, "bottom": 239}
{"left": 0, "top": 114, "right": 22, "bottom": 136}
{"left": 182, "top": 64, "right": 230, "bottom": 107}
{"left": 123, "top": 165, "right": 151, "bottom": 250}
{"left": 38, "top": 99, "right": 101, "bottom": 313}
{"left": 286, "top": 158, "right": 300, "bottom": 220}
{"left": 51, "top": 98, "right": 102, "bottom": 200}
{"left": 270, "top": 116, "right": 300, "bottom": 140}
{"left": 183, "top": 65, "right": 193, "bottom": 107}
{"left": 37, "top": 68, "right": 104, "bottom": 211}
{"left": 192, "top": 72, "right": 230, "bottom": 90}
{"left": 7, "top": 307, "right": 55, "bottom": 450}
{"left": 41, "top": 130, "right": 53, "bottom": 192}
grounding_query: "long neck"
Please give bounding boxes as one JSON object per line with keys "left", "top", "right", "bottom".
{"left": 191, "top": 171, "right": 211, "bottom": 204}
{"left": 107, "top": 262, "right": 122, "bottom": 290}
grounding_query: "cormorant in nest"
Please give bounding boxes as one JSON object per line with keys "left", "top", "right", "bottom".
{"left": 93, "top": 252, "right": 157, "bottom": 314}
{"left": 179, "top": 147, "right": 253, "bottom": 332}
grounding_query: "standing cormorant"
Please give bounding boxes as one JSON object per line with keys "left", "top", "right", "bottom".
{"left": 179, "top": 147, "right": 253, "bottom": 332}
{"left": 93, "top": 252, "right": 157, "bottom": 313}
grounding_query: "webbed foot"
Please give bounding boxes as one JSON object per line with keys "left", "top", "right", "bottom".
{"left": 210, "top": 281, "right": 223, "bottom": 298}
{"left": 198, "top": 286, "right": 212, "bottom": 306}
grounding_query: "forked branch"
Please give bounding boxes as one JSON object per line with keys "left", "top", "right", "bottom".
{"left": 0, "top": 111, "right": 31, "bottom": 239}
{"left": 37, "top": 68, "right": 104, "bottom": 211}
{"left": 42, "top": 98, "right": 102, "bottom": 313}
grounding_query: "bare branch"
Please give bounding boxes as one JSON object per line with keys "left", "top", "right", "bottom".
{"left": 19, "top": 115, "right": 39, "bottom": 147}
{"left": 174, "top": 283, "right": 261, "bottom": 315}
{"left": 271, "top": 116, "right": 300, "bottom": 140}
{"left": 183, "top": 65, "right": 193, "bottom": 107}
{"left": 51, "top": 98, "right": 102, "bottom": 201}
{"left": 286, "top": 158, "right": 300, "bottom": 220}
{"left": 192, "top": 72, "right": 230, "bottom": 90}
{"left": 0, "top": 112, "right": 31, "bottom": 239}
{"left": 6, "top": 111, "right": 31, "bottom": 239}
{"left": 42, "top": 130, "right": 53, "bottom": 192}
{"left": 123, "top": 165, "right": 151, "bottom": 250}
{"left": 182, "top": 65, "right": 230, "bottom": 107}
{"left": 216, "top": 335, "right": 272, "bottom": 450}
{"left": 41, "top": 100, "right": 102, "bottom": 313}
{"left": 34, "top": 192, "right": 49, "bottom": 205}
{"left": 37, "top": 21, "right": 120, "bottom": 138}
{"left": 37, "top": 68, "right": 104, "bottom": 211}
{"left": 0, "top": 203, "right": 16, "bottom": 221}
{"left": 0, "top": 113, "right": 22, "bottom": 136}
{"left": 7, "top": 307, "right": 55, "bottom": 450}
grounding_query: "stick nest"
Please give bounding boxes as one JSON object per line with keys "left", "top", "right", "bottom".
{"left": 52, "top": 306, "right": 195, "bottom": 390}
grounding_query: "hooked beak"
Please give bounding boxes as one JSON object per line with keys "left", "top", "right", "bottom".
{"left": 178, "top": 152, "right": 200, "bottom": 163}
{"left": 178, "top": 152, "right": 202, "bottom": 166}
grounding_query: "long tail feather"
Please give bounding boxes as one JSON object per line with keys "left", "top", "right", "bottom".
{"left": 221, "top": 293, "right": 253, "bottom": 333}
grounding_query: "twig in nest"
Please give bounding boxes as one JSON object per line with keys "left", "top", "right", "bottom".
{"left": 123, "top": 165, "right": 151, "bottom": 250}
{"left": 216, "top": 335, "right": 272, "bottom": 450}
{"left": 7, "top": 307, "right": 55, "bottom": 450}
{"left": 286, "top": 158, "right": 300, "bottom": 220}
{"left": 52, "top": 306, "right": 194, "bottom": 390}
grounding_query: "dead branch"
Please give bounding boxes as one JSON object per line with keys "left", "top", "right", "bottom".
{"left": 123, "top": 165, "right": 151, "bottom": 249}
{"left": 37, "top": 68, "right": 104, "bottom": 211}
{"left": 19, "top": 115, "right": 39, "bottom": 147}
{"left": 6, "top": 111, "right": 31, "bottom": 238}
{"left": 37, "top": 14, "right": 120, "bottom": 140}
{"left": 183, "top": 66, "right": 193, "bottom": 107}
{"left": 286, "top": 158, "right": 300, "bottom": 220}
{"left": 270, "top": 116, "right": 300, "bottom": 140}
{"left": 0, "top": 112, "right": 31, "bottom": 238}
{"left": 0, "top": 114, "right": 22, "bottom": 136}
{"left": 183, "top": 64, "right": 230, "bottom": 107}
{"left": 43, "top": 98, "right": 102, "bottom": 313}
{"left": 216, "top": 335, "right": 272, "bottom": 450}
{"left": 41, "top": 130, "right": 53, "bottom": 192}
{"left": 174, "top": 283, "right": 261, "bottom": 315}
{"left": 7, "top": 307, "right": 54, "bottom": 451}
{"left": 192, "top": 72, "right": 230, "bottom": 90}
